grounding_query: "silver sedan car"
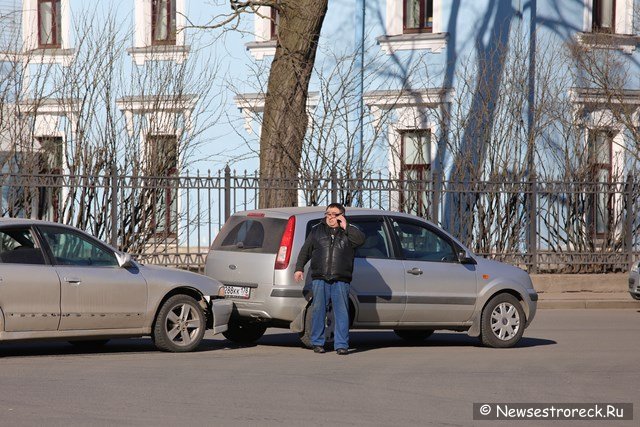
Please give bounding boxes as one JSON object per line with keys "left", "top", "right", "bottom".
{"left": 630, "top": 260, "right": 640, "bottom": 300}
{"left": 0, "top": 219, "right": 232, "bottom": 352}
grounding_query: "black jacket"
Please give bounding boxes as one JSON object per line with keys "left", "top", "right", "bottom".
{"left": 295, "top": 221, "right": 365, "bottom": 283}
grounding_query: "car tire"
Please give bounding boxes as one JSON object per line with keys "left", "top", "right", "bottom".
{"left": 69, "top": 339, "right": 110, "bottom": 347}
{"left": 480, "top": 293, "right": 525, "bottom": 348}
{"left": 222, "top": 319, "right": 267, "bottom": 344}
{"left": 153, "top": 294, "right": 206, "bottom": 352}
{"left": 393, "top": 329, "right": 434, "bottom": 342}
{"left": 631, "top": 293, "right": 640, "bottom": 301}
{"left": 298, "top": 305, "right": 314, "bottom": 348}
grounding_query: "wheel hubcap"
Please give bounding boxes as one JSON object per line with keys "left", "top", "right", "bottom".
{"left": 491, "top": 302, "right": 520, "bottom": 341}
{"left": 165, "top": 303, "right": 201, "bottom": 347}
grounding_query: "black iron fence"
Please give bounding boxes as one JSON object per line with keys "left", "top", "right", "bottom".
{"left": 1, "top": 167, "right": 638, "bottom": 273}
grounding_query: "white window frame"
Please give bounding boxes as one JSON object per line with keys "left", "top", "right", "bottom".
{"left": 16, "top": 98, "right": 79, "bottom": 157}
{"left": 116, "top": 94, "right": 197, "bottom": 241}
{"left": 364, "top": 89, "right": 449, "bottom": 212}
{"left": 246, "top": 5, "right": 277, "bottom": 60}
{"left": 129, "top": 0, "right": 189, "bottom": 65}
{"left": 11, "top": 98, "right": 79, "bottom": 217}
{"left": 378, "top": 0, "right": 447, "bottom": 54}
{"left": 234, "top": 92, "right": 319, "bottom": 135}
{"left": 570, "top": 87, "right": 640, "bottom": 240}
{"left": 583, "top": 0, "right": 634, "bottom": 34}
{"left": 116, "top": 94, "right": 197, "bottom": 138}
{"left": 578, "top": 0, "right": 640, "bottom": 53}
{"left": 21, "top": 0, "right": 74, "bottom": 65}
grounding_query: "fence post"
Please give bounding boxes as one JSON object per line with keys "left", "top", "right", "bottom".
{"left": 431, "top": 170, "right": 440, "bottom": 225}
{"left": 331, "top": 168, "right": 338, "bottom": 204}
{"left": 224, "top": 164, "right": 231, "bottom": 221}
{"left": 528, "top": 170, "right": 538, "bottom": 274}
{"left": 110, "top": 163, "right": 118, "bottom": 248}
{"left": 625, "top": 172, "right": 634, "bottom": 268}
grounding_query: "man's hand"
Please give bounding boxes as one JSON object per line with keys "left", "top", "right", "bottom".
{"left": 336, "top": 214, "right": 347, "bottom": 230}
{"left": 294, "top": 271, "right": 304, "bottom": 283}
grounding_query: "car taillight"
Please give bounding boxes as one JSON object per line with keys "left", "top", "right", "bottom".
{"left": 275, "top": 216, "right": 296, "bottom": 270}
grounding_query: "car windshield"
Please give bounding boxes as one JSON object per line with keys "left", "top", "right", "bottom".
{"left": 211, "top": 216, "right": 287, "bottom": 254}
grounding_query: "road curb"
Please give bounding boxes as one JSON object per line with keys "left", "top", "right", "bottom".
{"left": 538, "top": 299, "right": 640, "bottom": 309}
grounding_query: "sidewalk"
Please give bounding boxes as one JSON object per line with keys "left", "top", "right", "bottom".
{"left": 531, "top": 274, "right": 640, "bottom": 309}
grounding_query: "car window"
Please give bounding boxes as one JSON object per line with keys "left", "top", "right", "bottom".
{"left": 0, "top": 227, "right": 46, "bottom": 265}
{"left": 211, "top": 216, "right": 287, "bottom": 254}
{"left": 39, "top": 226, "right": 118, "bottom": 267}
{"left": 351, "top": 220, "right": 392, "bottom": 259}
{"left": 391, "top": 219, "right": 456, "bottom": 262}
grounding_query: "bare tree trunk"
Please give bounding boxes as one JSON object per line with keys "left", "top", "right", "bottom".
{"left": 258, "top": 0, "right": 328, "bottom": 208}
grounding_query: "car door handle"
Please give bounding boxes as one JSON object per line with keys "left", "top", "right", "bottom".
{"left": 64, "top": 277, "right": 82, "bottom": 285}
{"left": 406, "top": 268, "right": 423, "bottom": 275}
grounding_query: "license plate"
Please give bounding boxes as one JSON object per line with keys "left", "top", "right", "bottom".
{"left": 224, "top": 285, "right": 251, "bottom": 299}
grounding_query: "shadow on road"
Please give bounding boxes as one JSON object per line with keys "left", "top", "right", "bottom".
{"left": 254, "top": 330, "right": 556, "bottom": 353}
{"left": 0, "top": 331, "right": 556, "bottom": 358}
{"left": 0, "top": 336, "right": 232, "bottom": 358}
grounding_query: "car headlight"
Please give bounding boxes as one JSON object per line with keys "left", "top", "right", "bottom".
{"left": 632, "top": 262, "right": 640, "bottom": 273}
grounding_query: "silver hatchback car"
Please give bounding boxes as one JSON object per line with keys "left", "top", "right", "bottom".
{"left": 205, "top": 207, "right": 538, "bottom": 348}
{"left": 0, "top": 219, "right": 233, "bottom": 352}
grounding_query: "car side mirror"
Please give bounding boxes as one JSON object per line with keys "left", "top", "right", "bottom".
{"left": 457, "top": 250, "right": 477, "bottom": 265}
{"left": 115, "top": 252, "right": 134, "bottom": 268}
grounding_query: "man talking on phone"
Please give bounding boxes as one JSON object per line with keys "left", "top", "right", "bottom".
{"left": 294, "top": 203, "right": 365, "bottom": 355}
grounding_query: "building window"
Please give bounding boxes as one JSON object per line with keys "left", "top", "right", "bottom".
{"left": 593, "top": 0, "right": 615, "bottom": 33}
{"left": 400, "top": 130, "right": 431, "bottom": 216}
{"left": 37, "top": 136, "right": 63, "bottom": 174}
{"left": 270, "top": 6, "right": 280, "bottom": 40}
{"left": 404, "top": 0, "right": 433, "bottom": 33}
{"left": 147, "top": 135, "right": 178, "bottom": 236}
{"left": 38, "top": 0, "right": 61, "bottom": 48}
{"left": 152, "top": 0, "right": 176, "bottom": 45}
{"left": 36, "top": 136, "right": 63, "bottom": 221}
{"left": 587, "top": 129, "right": 613, "bottom": 237}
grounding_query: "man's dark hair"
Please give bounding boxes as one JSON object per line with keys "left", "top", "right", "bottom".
{"left": 327, "top": 202, "right": 345, "bottom": 214}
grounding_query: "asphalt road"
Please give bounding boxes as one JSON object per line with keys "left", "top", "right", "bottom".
{"left": 1, "top": 309, "right": 638, "bottom": 427}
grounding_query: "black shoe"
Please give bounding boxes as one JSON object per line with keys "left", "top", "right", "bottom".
{"left": 313, "top": 346, "right": 326, "bottom": 354}
{"left": 336, "top": 348, "right": 349, "bottom": 355}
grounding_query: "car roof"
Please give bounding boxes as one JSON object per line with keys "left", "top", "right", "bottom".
{"left": 0, "top": 218, "right": 118, "bottom": 250}
{"left": 0, "top": 218, "right": 72, "bottom": 228}
{"left": 234, "top": 206, "right": 426, "bottom": 221}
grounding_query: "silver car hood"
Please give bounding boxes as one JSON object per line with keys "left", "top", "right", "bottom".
{"left": 137, "top": 263, "right": 223, "bottom": 296}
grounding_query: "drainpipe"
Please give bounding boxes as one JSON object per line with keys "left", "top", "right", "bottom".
{"left": 354, "top": 0, "right": 365, "bottom": 206}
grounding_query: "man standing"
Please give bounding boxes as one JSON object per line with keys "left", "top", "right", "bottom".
{"left": 294, "top": 203, "right": 365, "bottom": 355}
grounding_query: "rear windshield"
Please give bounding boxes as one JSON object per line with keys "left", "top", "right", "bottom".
{"left": 211, "top": 216, "right": 287, "bottom": 254}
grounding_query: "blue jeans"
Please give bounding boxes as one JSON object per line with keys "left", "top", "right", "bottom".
{"left": 310, "top": 279, "right": 350, "bottom": 350}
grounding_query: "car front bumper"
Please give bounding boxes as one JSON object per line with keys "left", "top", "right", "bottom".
{"left": 209, "top": 298, "right": 233, "bottom": 335}
{"left": 629, "top": 273, "right": 640, "bottom": 300}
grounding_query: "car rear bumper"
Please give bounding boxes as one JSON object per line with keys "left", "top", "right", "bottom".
{"left": 229, "top": 290, "right": 307, "bottom": 323}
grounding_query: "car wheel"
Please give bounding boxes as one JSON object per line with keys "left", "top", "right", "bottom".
{"left": 631, "top": 293, "right": 640, "bottom": 301}
{"left": 69, "top": 339, "right": 110, "bottom": 347}
{"left": 298, "top": 305, "right": 314, "bottom": 348}
{"left": 480, "top": 293, "right": 525, "bottom": 348}
{"left": 153, "top": 294, "right": 206, "bottom": 352}
{"left": 222, "top": 319, "right": 267, "bottom": 344}
{"left": 393, "top": 329, "right": 434, "bottom": 342}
